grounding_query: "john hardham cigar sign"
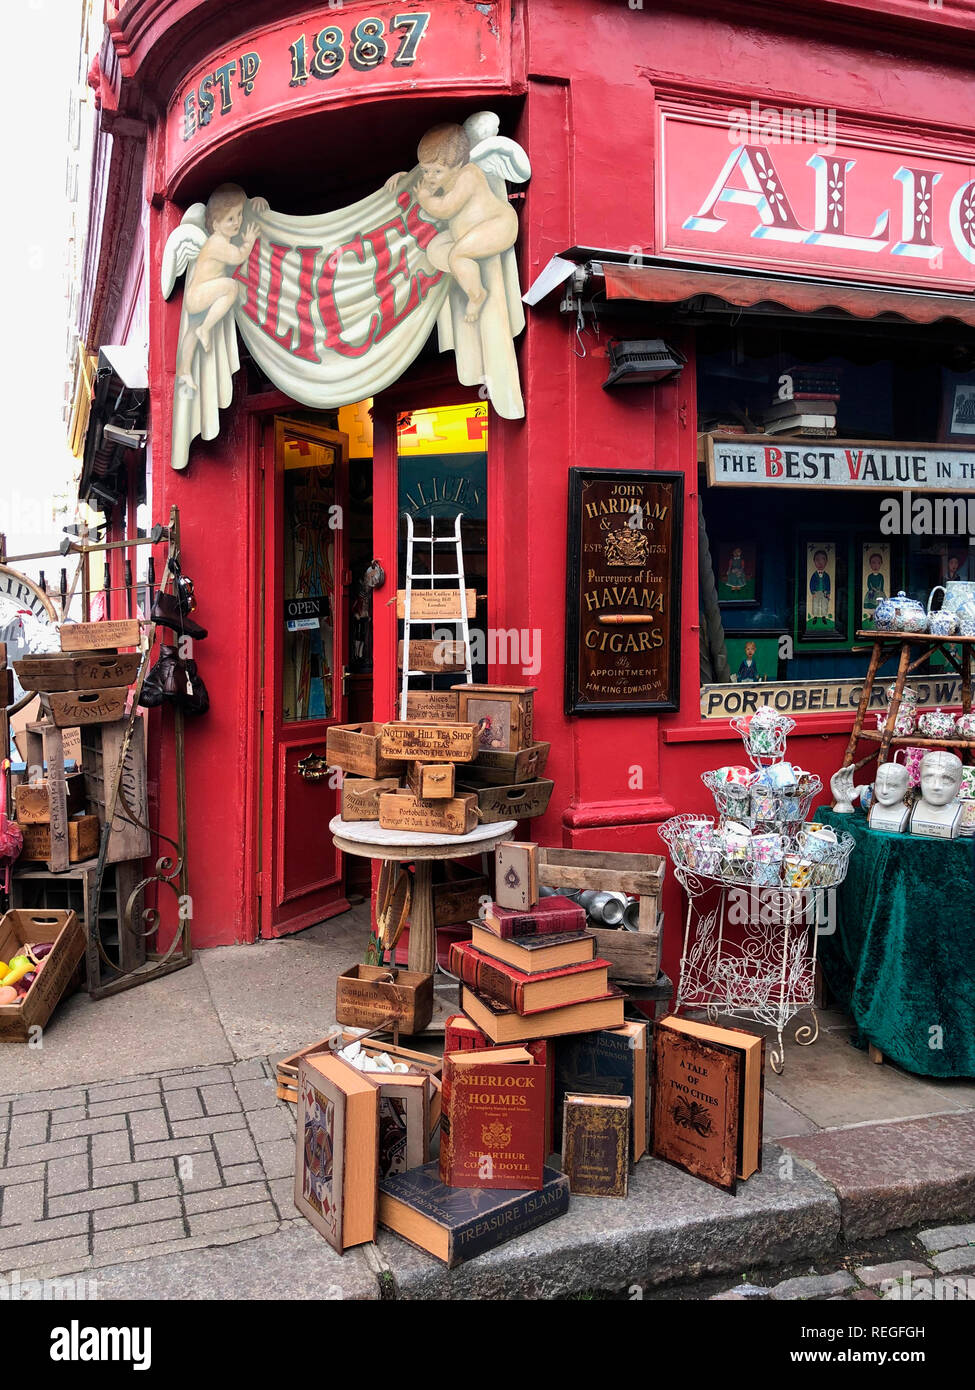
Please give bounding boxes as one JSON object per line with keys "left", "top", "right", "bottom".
{"left": 565, "top": 469, "right": 683, "bottom": 714}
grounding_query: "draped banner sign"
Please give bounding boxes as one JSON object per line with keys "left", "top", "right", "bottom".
{"left": 162, "top": 112, "right": 530, "bottom": 470}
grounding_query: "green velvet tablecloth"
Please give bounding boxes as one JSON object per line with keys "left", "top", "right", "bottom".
{"left": 815, "top": 807, "right": 975, "bottom": 1077}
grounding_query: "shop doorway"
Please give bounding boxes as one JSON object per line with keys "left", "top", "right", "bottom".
{"left": 259, "top": 414, "right": 353, "bottom": 937}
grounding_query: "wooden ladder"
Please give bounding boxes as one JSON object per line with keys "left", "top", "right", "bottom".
{"left": 398, "top": 513, "right": 474, "bottom": 719}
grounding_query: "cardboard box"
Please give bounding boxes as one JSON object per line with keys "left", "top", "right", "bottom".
{"left": 0, "top": 910, "right": 84, "bottom": 1042}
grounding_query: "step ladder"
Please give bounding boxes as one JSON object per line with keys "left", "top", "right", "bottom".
{"left": 399, "top": 513, "right": 474, "bottom": 720}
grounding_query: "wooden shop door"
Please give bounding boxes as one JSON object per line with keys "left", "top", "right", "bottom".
{"left": 261, "top": 416, "right": 351, "bottom": 937}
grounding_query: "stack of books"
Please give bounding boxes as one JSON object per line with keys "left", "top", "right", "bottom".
{"left": 761, "top": 393, "right": 839, "bottom": 437}
{"left": 449, "top": 895, "right": 625, "bottom": 1043}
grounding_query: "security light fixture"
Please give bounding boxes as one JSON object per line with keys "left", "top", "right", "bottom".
{"left": 602, "top": 338, "right": 687, "bottom": 389}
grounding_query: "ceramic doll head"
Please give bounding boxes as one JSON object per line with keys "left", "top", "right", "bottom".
{"left": 919, "top": 750, "right": 963, "bottom": 808}
{"left": 874, "top": 762, "right": 910, "bottom": 807}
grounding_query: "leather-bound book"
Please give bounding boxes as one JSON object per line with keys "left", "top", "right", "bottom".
{"left": 379, "top": 1162, "right": 569, "bottom": 1268}
{"left": 553, "top": 1022, "right": 648, "bottom": 1159}
{"left": 561, "top": 1094, "right": 631, "bottom": 1197}
{"left": 448, "top": 941, "right": 609, "bottom": 1015}
{"left": 440, "top": 1046, "right": 547, "bottom": 1190}
{"left": 462, "top": 984, "right": 624, "bottom": 1044}
{"left": 481, "top": 896, "right": 586, "bottom": 940}
{"left": 442, "top": 1018, "right": 554, "bottom": 1156}
{"left": 650, "top": 1016, "right": 765, "bottom": 1195}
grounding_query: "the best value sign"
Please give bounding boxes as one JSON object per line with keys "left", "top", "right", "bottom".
{"left": 706, "top": 435, "right": 975, "bottom": 492}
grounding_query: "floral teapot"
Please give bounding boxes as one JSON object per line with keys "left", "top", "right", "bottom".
{"left": 929, "top": 583, "right": 975, "bottom": 637}
{"left": 875, "top": 591, "right": 928, "bottom": 633}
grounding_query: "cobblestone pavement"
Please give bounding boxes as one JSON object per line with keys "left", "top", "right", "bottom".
{"left": 0, "top": 1058, "right": 299, "bottom": 1280}
{"left": 706, "top": 1224, "right": 975, "bottom": 1301}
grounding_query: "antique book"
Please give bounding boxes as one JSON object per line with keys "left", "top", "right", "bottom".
{"left": 462, "top": 984, "right": 624, "bottom": 1044}
{"left": 470, "top": 923, "right": 596, "bottom": 974}
{"left": 440, "top": 1046, "right": 547, "bottom": 1190}
{"left": 442, "top": 1020, "right": 554, "bottom": 1155}
{"left": 553, "top": 1021, "right": 648, "bottom": 1159}
{"left": 378, "top": 1162, "right": 569, "bottom": 1268}
{"left": 377, "top": 1073, "right": 431, "bottom": 1179}
{"left": 650, "top": 1016, "right": 765, "bottom": 1195}
{"left": 562, "top": 1094, "right": 631, "bottom": 1197}
{"left": 449, "top": 941, "right": 610, "bottom": 1015}
{"left": 481, "top": 895, "right": 587, "bottom": 940}
{"left": 494, "top": 841, "right": 539, "bottom": 911}
{"left": 294, "top": 1053, "right": 379, "bottom": 1252}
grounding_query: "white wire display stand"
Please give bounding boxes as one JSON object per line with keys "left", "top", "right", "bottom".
{"left": 660, "top": 716, "right": 855, "bottom": 1073}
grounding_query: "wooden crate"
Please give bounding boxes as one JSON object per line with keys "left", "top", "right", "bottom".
{"left": 469, "top": 742, "right": 550, "bottom": 785}
{"left": 397, "top": 640, "right": 468, "bottom": 673}
{"left": 276, "top": 1031, "right": 442, "bottom": 1107}
{"left": 404, "top": 690, "right": 459, "bottom": 721}
{"left": 20, "top": 815, "right": 100, "bottom": 864}
{"left": 59, "top": 619, "right": 140, "bottom": 651}
{"left": 81, "top": 719, "right": 151, "bottom": 864}
{"left": 452, "top": 684, "right": 537, "bottom": 752}
{"left": 457, "top": 778, "right": 554, "bottom": 824}
{"left": 14, "top": 773, "right": 86, "bottom": 824}
{"left": 14, "top": 652, "right": 140, "bottom": 692}
{"left": 41, "top": 687, "right": 128, "bottom": 728}
{"left": 0, "top": 909, "right": 85, "bottom": 1042}
{"left": 407, "top": 762, "right": 455, "bottom": 800}
{"left": 11, "top": 859, "right": 148, "bottom": 992}
{"left": 379, "top": 790, "right": 479, "bottom": 836}
{"left": 536, "top": 848, "right": 665, "bottom": 984}
{"left": 379, "top": 722, "right": 478, "bottom": 763}
{"left": 326, "top": 722, "right": 398, "bottom": 778}
{"left": 340, "top": 776, "right": 400, "bottom": 821}
{"left": 433, "top": 873, "right": 488, "bottom": 926}
{"left": 335, "top": 964, "right": 434, "bottom": 1033}
{"left": 396, "top": 589, "right": 477, "bottom": 620}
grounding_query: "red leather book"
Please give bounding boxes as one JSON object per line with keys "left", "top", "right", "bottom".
{"left": 442, "top": 1016, "right": 553, "bottom": 1155}
{"left": 480, "top": 895, "right": 586, "bottom": 940}
{"left": 449, "top": 941, "right": 610, "bottom": 1016}
{"left": 440, "top": 1046, "right": 547, "bottom": 1190}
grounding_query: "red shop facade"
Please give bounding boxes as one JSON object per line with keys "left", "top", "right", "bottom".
{"left": 75, "top": 0, "right": 975, "bottom": 964}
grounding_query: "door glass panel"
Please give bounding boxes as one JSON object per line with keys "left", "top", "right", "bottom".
{"left": 281, "top": 431, "right": 339, "bottom": 722}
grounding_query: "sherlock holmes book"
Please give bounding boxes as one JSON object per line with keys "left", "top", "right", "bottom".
{"left": 650, "top": 1017, "right": 765, "bottom": 1195}
{"left": 440, "top": 1047, "right": 547, "bottom": 1191}
{"left": 378, "top": 1163, "right": 569, "bottom": 1268}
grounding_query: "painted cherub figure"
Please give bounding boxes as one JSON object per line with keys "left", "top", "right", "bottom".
{"left": 172, "top": 185, "right": 259, "bottom": 392}
{"left": 386, "top": 123, "right": 518, "bottom": 322}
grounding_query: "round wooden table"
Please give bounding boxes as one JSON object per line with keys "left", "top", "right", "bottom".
{"left": 329, "top": 816, "right": 518, "bottom": 974}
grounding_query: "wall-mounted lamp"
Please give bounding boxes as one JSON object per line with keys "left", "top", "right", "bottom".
{"left": 602, "top": 338, "right": 686, "bottom": 390}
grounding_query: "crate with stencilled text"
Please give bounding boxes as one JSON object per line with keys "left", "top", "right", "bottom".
{"left": 326, "top": 722, "right": 399, "bottom": 778}
{"left": 14, "top": 774, "right": 86, "bottom": 824}
{"left": 81, "top": 718, "right": 151, "bottom": 863}
{"left": 456, "top": 778, "right": 554, "bottom": 824}
{"left": 0, "top": 910, "right": 85, "bottom": 1042}
{"left": 340, "top": 776, "right": 401, "bottom": 821}
{"left": 379, "top": 790, "right": 479, "bottom": 836}
{"left": 335, "top": 964, "right": 434, "bottom": 1033}
{"left": 405, "top": 690, "right": 459, "bottom": 722}
{"left": 452, "top": 684, "right": 537, "bottom": 752}
{"left": 59, "top": 619, "right": 140, "bottom": 652}
{"left": 379, "top": 722, "right": 478, "bottom": 764}
{"left": 41, "top": 687, "right": 128, "bottom": 728}
{"left": 13, "top": 651, "right": 140, "bottom": 693}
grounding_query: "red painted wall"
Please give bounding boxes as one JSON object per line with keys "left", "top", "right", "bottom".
{"left": 89, "top": 0, "right": 975, "bottom": 961}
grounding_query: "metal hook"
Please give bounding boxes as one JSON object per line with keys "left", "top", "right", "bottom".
{"left": 574, "top": 302, "right": 588, "bottom": 358}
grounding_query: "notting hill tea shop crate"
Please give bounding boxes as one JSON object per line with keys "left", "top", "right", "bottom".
{"left": 335, "top": 964, "right": 434, "bottom": 1033}
{"left": 0, "top": 910, "right": 85, "bottom": 1042}
{"left": 326, "top": 723, "right": 399, "bottom": 779}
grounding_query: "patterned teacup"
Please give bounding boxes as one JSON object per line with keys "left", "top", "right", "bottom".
{"left": 893, "top": 746, "right": 926, "bottom": 788}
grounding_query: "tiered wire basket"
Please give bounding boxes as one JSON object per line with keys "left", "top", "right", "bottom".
{"left": 662, "top": 715, "right": 856, "bottom": 1072}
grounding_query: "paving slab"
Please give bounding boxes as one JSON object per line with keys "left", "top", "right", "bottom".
{"left": 85, "top": 1222, "right": 380, "bottom": 1300}
{"left": 762, "top": 1092, "right": 818, "bottom": 1140}
{"left": 783, "top": 1112, "right": 975, "bottom": 1240}
{"left": 0, "top": 961, "right": 232, "bottom": 1094}
{"left": 375, "top": 1144, "right": 840, "bottom": 1300}
{"left": 764, "top": 1025, "right": 970, "bottom": 1130}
